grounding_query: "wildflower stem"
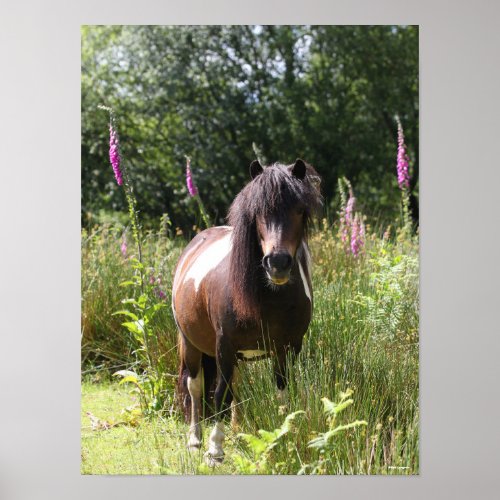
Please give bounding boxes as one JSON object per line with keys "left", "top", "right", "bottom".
{"left": 185, "top": 155, "right": 211, "bottom": 229}
{"left": 100, "top": 105, "right": 144, "bottom": 292}
{"left": 401, "top": 188, "right": 412, "bottom": 239}
{"left": 195, "top": 195, "right": 211, "bottom": 229}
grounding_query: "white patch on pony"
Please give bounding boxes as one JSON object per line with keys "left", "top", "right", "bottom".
{"left": 184, "top": 232, "right": 232, "bottom": 292}
{"left": 302, "top": 241, "right": 312, "bottom": 270}
{"left": 298, "top": 261, "right": 311, "bottom": 302}
{"left": 172, "top": 237, "right": 205, "bottom": 309}
{"left": 237, "top": 349, "right": 267, "bottom": 359}
{"left": 205, "top": 421, "right": 225, "bottom": 462}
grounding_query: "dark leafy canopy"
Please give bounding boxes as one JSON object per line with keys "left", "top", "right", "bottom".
{"left": 82, "top": 25, "right": 418, "bottom": 231}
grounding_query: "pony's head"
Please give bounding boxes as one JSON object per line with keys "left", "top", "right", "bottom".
{"left": 228, "top": 159, "right": 322, "bottom": 321}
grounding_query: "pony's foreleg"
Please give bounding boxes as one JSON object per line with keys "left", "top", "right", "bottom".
{"left": 274, "top": 353, "right": 289, "bottom": 405}
{"left": 274, "top": 343, "right": 301, "bottom": 405}
{"left": 205, "top": 342, "right": 235, "bottom": 464}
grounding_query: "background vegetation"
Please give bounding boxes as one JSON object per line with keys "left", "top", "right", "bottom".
{"left": 81, "top": 25, "right": 419, "bottom": 475}
{"left": 82, "top": 25, "right": 418, "bottom": 231}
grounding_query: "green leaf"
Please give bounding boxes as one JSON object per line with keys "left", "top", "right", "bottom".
{"left": 118, "top": 375, "right": 139, "bottom": 386}
{"left": 258, "top": 429, "right": 280, "bottom": 444}
{"left": 144, "top": 302, "right": 166, "bottom": 321}
{"left": 321, "top": 396, "right": 353, "bottom": 416}
{"left": 137, "top": 294, "right": 147, "bottom": 309}
{"left": 119, "top": 280, "right": 138, "bottom": 287}
{"left": 334, "top": 399, "right": 354, "bottom": 415}
{"left": 308, "top": 420, "right": 367, "bottom": 448}
{"left": 339, "top": 388, "right": 354, "bottom": 401}
{"left": 113, "top": 369, "right": 139, "bottom": 378}
{"left": 121, "top": 298, "right": 138, "bottom": 306}
{"left": 321, "top": 397, "right": 337, "bottom": 416}
{"left": 112, "top": 310, "right": 139, "bottom": 321}
{"left": 277, "top": 410, "right": 305, "bottom": 438}
{"left": 232, "top": 455, "right": 258, "bottom": 474}
{"left": 307, "top": 436, "right": 327, "bottom": 449}
{"left": 130, "top": 259, "right": 144, "bottom": 270}
{"left": 238, "top": 433, "right": 268, "bottom": 457}
{"left": 122, "top": 320, "right": 145, "bottom": 335}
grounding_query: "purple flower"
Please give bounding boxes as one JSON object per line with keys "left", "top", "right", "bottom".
{"left": 396, "top": 118, "right": 410, "bottom": 190}
{"left": 185, "top": 156, "right": 198, "bottom": 197}
{"left": 109, "top": 125, "right": 123, "bottom": 186}
{"left": 120, "top": 238, "right": 127, "bottom": 257}
{"left": 350, "top": 214, "right": 364, "bottom": 257}
{"left": 153, "top": 288, "right": 167, "bottom": 301}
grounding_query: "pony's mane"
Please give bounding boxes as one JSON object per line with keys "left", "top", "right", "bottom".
{"left": 227, "top": 162, "right": 322, "bottom": 322}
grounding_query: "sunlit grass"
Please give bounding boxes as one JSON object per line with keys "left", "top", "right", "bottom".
{"left": 81, "top": 220, "right": 419, "bottom": 474}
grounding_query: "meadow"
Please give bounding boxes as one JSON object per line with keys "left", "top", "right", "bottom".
{"left": 81, "top": 28, "right": 419, "bottom": 474}
{"left": 81, "top": 208, "right": 419, "bottom": 475}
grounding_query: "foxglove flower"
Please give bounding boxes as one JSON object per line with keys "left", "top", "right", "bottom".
{"left": 185, "top": 156, "right": 198, "bottom": 197}
{"left": 109, "top": 125, "right": 123, "bottom": 186}
{"left": 396, "top": 118, "right": 410, "bottom": 190}
{"left": 350, "top": 214, "right": 364, "bottom": 257}
{"left": 120, "top": 237, "right": 127, "bottom": 257}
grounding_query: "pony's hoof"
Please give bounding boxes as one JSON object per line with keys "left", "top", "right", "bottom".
{"left": 204, "top": 451, "right": 224, "bottom": 466}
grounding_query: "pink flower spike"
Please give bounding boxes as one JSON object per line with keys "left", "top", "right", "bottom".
{"left": 350, "top": 214, "right": 364, "bottom": 257}
{"left": 120, "top": 238, "right": 127, "bottom": 257}
{"left": 396, "top": 117, "right": 411, "bottom": 190}
{"left": 109, "top": 125, "right": 123, "bottom": 186}
{"left": 185, "top": 156, "right": 198, "bottom": 197}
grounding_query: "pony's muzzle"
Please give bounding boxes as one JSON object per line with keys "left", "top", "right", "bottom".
{"left": 263, "top": 252, "right": 292, "bottom": 285}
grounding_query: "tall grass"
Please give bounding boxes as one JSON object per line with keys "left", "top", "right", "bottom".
{"left": 81, "top": 222, "right": 183, "bottom": 378}
{"left": 233, "top": 220, "right": 418, "bottom": 474}
{"left": 81, "top": 215, "right": 419, "bottom": 474}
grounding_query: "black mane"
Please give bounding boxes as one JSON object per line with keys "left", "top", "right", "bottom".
{"left": 227, "top": 162, "right": 322, "bottom": 322}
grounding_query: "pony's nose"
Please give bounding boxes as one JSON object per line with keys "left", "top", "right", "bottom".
{"left": 263, "top": 252, "right": 292, "bottom": 272}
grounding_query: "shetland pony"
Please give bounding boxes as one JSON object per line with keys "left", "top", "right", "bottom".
{"left": 172, "top": 159, "right": 321, "bottom": 463}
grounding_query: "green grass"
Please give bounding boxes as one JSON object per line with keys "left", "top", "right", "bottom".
{"left": 81, "top": 219, "right": 419, "bottom": 475}
{"left": 81, "top": 381, "right": 262, "bottom": 474}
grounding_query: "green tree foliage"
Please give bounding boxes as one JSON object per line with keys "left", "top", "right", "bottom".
{"left": 82, "top": 25, "right": 418, "bottom": 230}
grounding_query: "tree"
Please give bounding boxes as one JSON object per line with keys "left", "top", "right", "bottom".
{"left": 81, "top": 25, "right": 419, "bottom": 230}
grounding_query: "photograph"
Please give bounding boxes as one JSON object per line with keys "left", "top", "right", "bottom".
{"left": 81, "top": 25, "right": 419, "bottom": 475}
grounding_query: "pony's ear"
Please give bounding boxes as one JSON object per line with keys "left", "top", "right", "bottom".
{"left": 250, "top": 160, "right": 263, "bottom": 179}
{"left": 291, "top": 158, "right": 306, "bottom": 180}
